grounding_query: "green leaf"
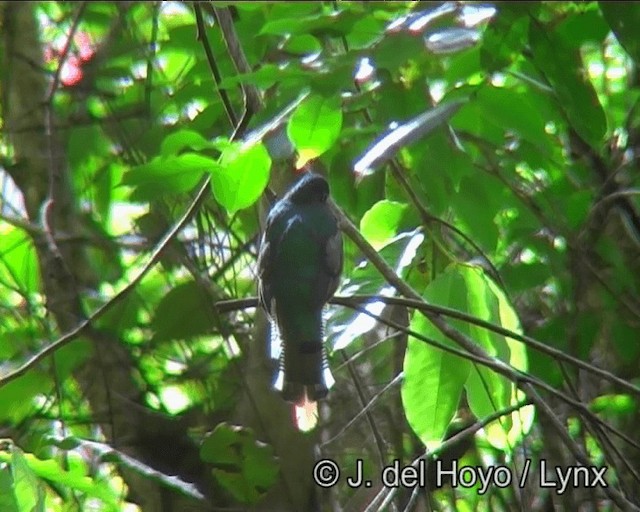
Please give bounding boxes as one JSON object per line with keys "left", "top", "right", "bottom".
{"left": 402, "top": 269, "right": 472, "bottom": 451}
{"left": 158, "top": 49, "right": 195, "bottom": 82}
{"left": 556, "top": 8, "right": 609, "bottom": 47}
{"left": 160, "top": 129, "right": 218, "bottom": 157}
{"left": 0, "top": 226, "right": 40, "bottom": 294}
{"left": 123, "top": 153, "right": 214, "bottom": 199}
{"left": 10, "top": 447, "right": 45, "bottom": 512}
{"left": 280, "top": 34, "right": 322, "bottom": 55}
{"left": 0, "top": 466, "right": 18, "bottom": 512}
{"left": 210, "top": 142, "right": 271, "bottom": 213}
{"left": 411, "top": 129, "right": 474, "bottom": 216}
{"left": 152, "top": 280, "right": 215, "bottom": 342}
{"left": 611, "top": 322, "right": 640, "bottom": 363}
{"left": 0, "top": 372, "right": 49, "bottom": 423}
{"left": 590, "top": 394, "right": 636, "bottom": 418}
{"left": 474, "top": 85, "right": 553, "bottom": 157}
{"left": 201, "top": 423, "right": 278, "bottom": 504}
{"left": 600, "top": 2, "right": 640, "bottom": 65}
{"left": 453, "top": 175, "right": 499, "bottom": 252}
{"left": 260, "top": 9, "right": 359, "bottom": 37}
{"left": 287, "top": 95, "right": 343, "bottom": 167}
{"left": 461, "top": 267, "right": 533, "bottom": 449}
{"left": 0, "top": 446, "right": 120, "bottom": 510}
{"left": 480, "top": 6, "right": 530, "bottom": 72}
{"left": 402, "top": 266, "right": 533, "bottom": 451}
{"left": 360, "top": 200, "right": 409, "bottom": 250}
{"left": 529, "top": 20, "right": 606, "bottom": 149}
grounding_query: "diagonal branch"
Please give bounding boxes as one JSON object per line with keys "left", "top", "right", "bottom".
{"left": 0, "top": 177, "right": 212, "bottom": 389}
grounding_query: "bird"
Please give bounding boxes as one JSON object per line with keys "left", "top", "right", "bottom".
{"left": 257, "top": 172, "right": 343, "bottom": 431}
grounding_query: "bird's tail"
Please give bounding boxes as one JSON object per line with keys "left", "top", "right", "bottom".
{"left": 273, "top": 343, "right": 334, "bottom": 431}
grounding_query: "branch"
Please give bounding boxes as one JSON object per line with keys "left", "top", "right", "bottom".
{"left": 0, "top": 177, "right": 212, "bottom": 390}
{"left": 214, "top": 293, "right": 640, "bottom": 397}
{"left": 367, "top": 399, "right": 533, "bottom": 511}
{"left": 193, "top": 3, "right": 237, "bottom": 127}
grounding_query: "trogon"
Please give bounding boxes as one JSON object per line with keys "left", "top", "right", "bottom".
{"left": 257, "top": 172, "right": 343, "bottom": 431}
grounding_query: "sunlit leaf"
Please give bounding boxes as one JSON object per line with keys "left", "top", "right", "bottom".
{"left": 123, "top": 153, "right": 215, "bottom": 199}
{"left": 210, "top": 141, "right": 271, "bottom": 212}
{"left": 354, "top": 99, "right": 466, "bottom": 177}
{"left": 0, "top": 226, "right": 40, "bottom": 294}
{"left": 360, "top": 200, "right": 409, "bottom": 250}
{"left": 425, "top": 27, "right": 481, "bottom": 54}
{"left": 287, "top": 94, "right": 343, "bottom": 167}
{"left": 402, "top": 265, "right": 533, "bottom": 451}
{"left": 10, "top": 447, "right": 44, "bottom": 512}
{"left": 386, "top": 3, "right": 457, "bottom": 34}
{"left": 160, "top": 129, "right": 219, "bottom": 157}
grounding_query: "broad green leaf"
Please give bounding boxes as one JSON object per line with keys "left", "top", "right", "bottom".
{"left": 474, "top": 86, "right": 553, "bottom": 157}
{"left": 211, "top": 141, "right": 271, "bottom": 212}
{"left": 0, "top": 372, "right": 48, "bottom": 423}
{"left": 346, "top": 16, "right": 385, "bottom": 50}
{"left": 123, "top": 153, "right": 215, "bottom": 199}
{"left": 501, "top": 262, "right": 550, "bottom": 292}
{"left": 453, "top": 175, "right": 499, "bottom": 252}
{"left": 10, "top": 447, "right": 45, "bottom": 512}
{"left": 590, "top": 394, "right": 636, "bottom": 418}
{"left": 411, "top": 129, "right": 474, "bottom": 216}
{"left": 564, "top": 189, "right": 593, "bottom": 230}
{"left": 259, "top": 10, "right": 359, "bottom": 37}
{"left": 0, "top": 446, "right": 120, "bottom": 510}
{"left": 402, "top": 266, "right": 533, "bottom": 451}
{"left": 152, "top": 280, "right": 215, "bottom": 342}
{"left": 288, "top": 95, "right": 343, "bottom": 167}
{"left": 480, "top": 6, "right": 530, "bottom": 72}
{"left": 360, "top": 200, "right": 409, "bottom": 250}
{"left": 280, "top": 34, "right": 322, "bottom": 55}
{"left": 0, "top": 466, "right": 18, "bottom": 512}
{"left": 600, "top": 3, "right": 640, "bottom": 65}
{"left": 158, "top": 49, "right": 195, "bottom": 82}
{"left": 402, "top": 268, "right": 473, "bottom": 451}
{"left": 460, "top": 267, "right": 532, "bottom": 449}
{"left": 403, "top": 326, "right": 471, "bottom": 452}
{"left": 529, "top": 21, "right": 606, "bottom": 149}
{"left": 160, "top": 129, "right": 217, "bottom": 157}
{"left": 556, "top": 7, "right": 608, "bottom": 47}
{"left": 0, "top": 226, "right": 40, "bottom": 294}
{"left": 611, "top": 322, "right": 640, "bottom": 364}
{"left": 201, "top": 423, "right": 278, "bottom": 504}
{"left": 94, "top": 162, "right": 118, "bottom": 222}
{"left": 219, "top": 64, "right": 308, "bottom": 90}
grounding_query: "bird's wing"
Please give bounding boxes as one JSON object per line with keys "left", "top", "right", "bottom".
{"left": 257, "top": 202, "right": 295, "bottom": 315}
{"left": 257, "top": 229, "right": 273, "bottom": 314}
{"left": 322, "top": 223, "right": 343, "bottom": 300}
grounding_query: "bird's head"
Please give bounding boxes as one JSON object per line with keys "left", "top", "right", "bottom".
{"left": 287, "top": 173, "right": 330, "bottom": 204}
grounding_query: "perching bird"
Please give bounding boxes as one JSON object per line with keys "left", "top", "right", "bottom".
{"left": 257, "top": 172, "right": 343, "bottom": 431}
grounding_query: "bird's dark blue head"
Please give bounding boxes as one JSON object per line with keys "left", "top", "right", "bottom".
{"left": 286, "top": 173, "right": 330, "bottom": 205}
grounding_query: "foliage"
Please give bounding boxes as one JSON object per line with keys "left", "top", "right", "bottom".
{"left": 1, "top": 1, "right": 640, "bottom": 510}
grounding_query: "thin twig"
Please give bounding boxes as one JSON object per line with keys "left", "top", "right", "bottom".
{"left": 0, "top": 177, "right": 211, "bottom": 389}
{"left": 193, "top": 3, "right": 237, "bottom": 127}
